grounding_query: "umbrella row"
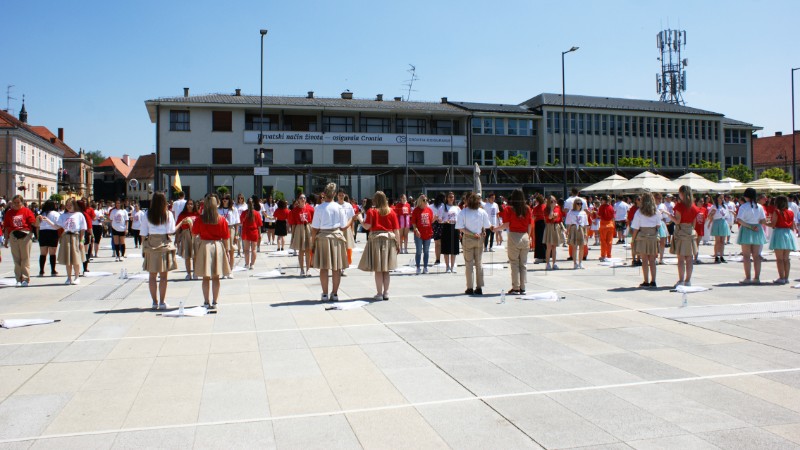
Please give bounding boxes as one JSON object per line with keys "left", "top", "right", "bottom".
{"left": 582, "top": 172, "right": 800, "bottom": 194}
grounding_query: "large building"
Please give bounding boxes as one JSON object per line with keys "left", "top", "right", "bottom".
{"left": 29, "top": 126, "right": 93, "bottom": 200}
{"left": 145, "top": 89, "right": 760, "bottom": 200}
{"left": 126, "top": 153, "right": 155, "bottom": 205}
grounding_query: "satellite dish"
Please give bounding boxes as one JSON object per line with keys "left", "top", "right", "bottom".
{"left": 129, "top": 179, "right": 139, "bottom": 189}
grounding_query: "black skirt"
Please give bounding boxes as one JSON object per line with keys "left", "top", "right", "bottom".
{"left": 38, "top": 229, "right": 59, "bottom": 248}
{"left": 432, "top": 222, "right": 443, "bottom": 241}
{"left": 275, "top": 220, "right": 288, "bottom": 237}
{"left": 440, "top": 223, "right": 460, "bottom": 255}
{"left": 534, "top": 219, "right": 546, "bottom": 259}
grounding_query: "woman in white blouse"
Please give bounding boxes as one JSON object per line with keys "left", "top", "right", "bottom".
{"left": 565, "top": 199, "right": 589, "bottom": 269}
{"left": 39, "top": 198, "right": 87, "bottom": 285}
{"left": 311, "top": 183, "right": 348, "bottom": 302}
{"left": 140, "top": 192, "right": 178, "bottom": 309}
{"left": 631, "top": 192, "right": 661, "bottom": 288}
{"left": 440, "top": 192, "right": 461, "bottom": 273}
{"left": 708, "top": 194, "right": 731, "bottom": 263}
{"left": 35, "top": 200, "right": 60, "bottom": 277}
{"left": 735, "top": 188, "right": 767, "bottom": 284}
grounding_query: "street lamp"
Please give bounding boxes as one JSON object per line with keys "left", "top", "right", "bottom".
{"left": 561, "top": 46, "right": 579, "bottom": 199}
{"left": 792, "top": 67, "right": 799, "bottom": 183}
{"left": 258, "top": 29, "right": 268, "bottom": 196}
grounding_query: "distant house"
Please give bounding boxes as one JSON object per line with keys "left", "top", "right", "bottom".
{"left": 94, "top": 155, "right": 136, "bottom": 201}
{"left": 752, "top": 131, "right": 800, "bottom": 180}
{"left": 126, "top": 153, "right": 155, "bottom": 206}
{"left": 29, "top": 126, "right": 93, "bottom": 200}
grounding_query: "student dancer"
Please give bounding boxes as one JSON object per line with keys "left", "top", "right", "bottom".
{"left": 130, "top": 203, "right": 143, "bottom": 249}
{"left": 440, "top": 192, "right": 461, "bottom": 273}
{"left": 631, "top": 192, "right": 660, "bottom": 288}
{"left": 736, "top": 187, "right": 767, "bottom": 284}
{"left": 589, "top": 200, "right": 600, "bottom": 246}
{"left": 264, "top": 196, "right": 277, "bottom": 246}
{"left": 218, "top": 195, "right": 239, "bottom": 276}
{"left": 495, "top": 188, "right": 532, "bottom": 294}
{"left": 483, "top": 192, "right": 499, "bottom": 252}
{"left": 290, "top": 194, "right": 315, "bottom": 276}
{"left": 336, "top": 190, "right": 356, "bottom": 270}
{"left": 193, "top": 194, "right": 231, "bottom": 309}
{"left": 411, "top": 194, "right": 434, "bottom": 274}
{"left": 531, "top": 194, "right": 547, "bottom": 263}
{"left": 394, "top": 194, "right": 411, "bottom": 254}
{"left": 543, "top": 195, "right": 563, "bottom": 270}
{"left": 39, "top": 199, "right": 86, "bottom": 284}
{"left": 669, "top": 185, "right": 700, "bottom": 287}
{"left": 90, "top": 201, "right": 105, "bottom": 258}
{"left": 431, "top": 192, "right": 446, "bottom": 266}
{"left": 627, "top": 196, "right": 641, "bottom": 266}
{"left": 694, "top": 198, "right": 708, "bottom": 264}
{"left": 359, "top": 191, "right": 400, "bottom": 300}
{"left": 566, "top": 198, "right": 589, "bottom": 269}
{"left": 234, "top": 193, "right": 248, "bottom": 256}
{"left": 76, "top": 200, "right": 93, "bottom": 275}
{"left": 240, "top": 198, "right": 263, "bottom": 269}
{"left": 613, "top": 196, "right": 630, "bottom": 244}
{"left": 3, "top": 195, "right": 37, "bottom": 287}
{"left": 311, "top": 183, "right": 349, "bottom": 301}
{"left": 597, "top": 195, "right": 615, "bottom": 262}
{"left": 456, "top": 192, "right": 491, "bottom": 295}
{"left": 176, "top": 199, "right": 199, "bottom": 279}
{"left": 708, "top": 194, "right": 730, "bottom": 263}
{"left": 273, "top": 200, "right": 289, "bottom": 251}
{"left": 35, "top": 200, "right": 59, "bottom": 277}
{"left": 108, "top": 199, "right": 129, "bottom": 261}
{"left": 654, "top": 193, "right": 669, "bottom": 264}
{"left": 140, "top": 192, "right": 177, "bottom": 310}
{"left": 768, "top": 195, "right": 796, "bottom": 284}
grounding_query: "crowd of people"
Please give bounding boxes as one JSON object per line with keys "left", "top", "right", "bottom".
{"left": 0, "top": 182, "right": 796, "bottom": 308}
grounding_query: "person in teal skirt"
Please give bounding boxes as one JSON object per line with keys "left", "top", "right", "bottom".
{"left": 768, "top": 195, "right": 797, "bottom": 285}
{"left": 708, "top": 194, "right": 731, "bottom": 263}
{"left": 735, "top": 187, "right": 768, "bottom": 284}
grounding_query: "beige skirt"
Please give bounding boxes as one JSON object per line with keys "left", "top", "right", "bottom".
{"left": 223, "top": 226, "right": 238, "bottom": 252}
{"left": 670, "top": 223, "right": 697, "bottom": 256}
{"left": 344, "top": 226, "right": 355, "bottom": 249}
{"left": 633, "top": 227, "right": 659, "bottom": 256}
{"left": 312, "top": 229, "right": 348, "bottom": 270}
{"left": 543, "top": 222, "right": 563, "bottom": 246}
{"left": 358, "top": 231, "right": 397, "bottom": 272}
{"left": 195, "top": 239, "right": 231, "bottom": 278}
{"left": 142, "top": 234, "right": 178, "bottom": 273}
{"left": 177, "top": 228, "right": 194, "bottom": 260}
{"left": 57, "top": 233, "right": 85, "bottom": 266}
{"left": 290, "top": 223, "right": 312, "bottom": 251}
{"left": 567, "top": 226, "right": 586, "bottom": 246}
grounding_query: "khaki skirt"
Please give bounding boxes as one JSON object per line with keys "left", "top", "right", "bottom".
{"left": 57, "top": 233, "right": 85, "bottom": 266}
{"left": 290, "top": 223, "right": 313, "bottom": 251}
{"left": 142, "top": 234, "right": 178, "bottom": 273}
{"left": 223, "top": 225, "right": 238, "bottom": 252}
{"left": 670, "top": 223, "right": 697, "bottom": 256}
{"left": 344, "top": 225, "right": 355, "bottom": 249}
{"left": 195, "top": 239, "right": 231, "bottom": 278}
{"left": 312, "top": 229, "right": 349, "bottom": 271}
{"left": 177, "top": 228, "right": 195, "bottom": 260}
{"left": 633, "top": 226, "right": 659, "bottom": 256}
{"left": 358, "top": 231, "right": 397, "bottom": 272}
{"left": 567, "top": 226, "right": 586, "bottom": 246}
{"left": 543, "top": 222, "right": 564, "bottom": 246}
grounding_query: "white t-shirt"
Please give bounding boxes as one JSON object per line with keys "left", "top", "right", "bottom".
{"left": 456, "top": 208, "right": 491, "bottom": 235}
{"left": 56, "top": 211, "right": 88, "bottom": 234}
{"left": 234, "top": 202, "right": 248, "bottom": 217}
{"left": 140, "top": 213, "right": 176, "bottom": 236}
{"left": 432, "top": 204, "right": 448, "bottom": 222}
{"left": 109, "top": 209, "right": 129, "bottom": 232}
{"left": 338, "top": 201, "right": 355, "bottom": 225}
{"left": 131, "top": 210, "right": 145, "bottom": 230}
{"left": 613, "top": 201, "right": 630, "bottom": 221}
{"left": 565, "top": 210, "right": 589, "bottom": 227}
{"left": 708, "top": 205, "right": 728, "bottom": 222}
{"left": 789, "top": 201, "right": 800, "bottom": 223}
{"left": 39, "top": 211, "right": 61, "bottom": 231}
{"left": 172, "top": 199, "right": 186, "bottom": 220}
{"left": 264, "top": 203, "right": 277, "bottom": 223}
{"left": 311, "top": 201, "right": 345, "bottom": 229}
{"left": 92, "top": 209, "right": 105, "bottom": 226}
{"left": 481, "top": 201, "right": 499, "bottom": 226}
{"left": 630, "top": 210, "right": 661, "bottom": 229}
{"left": 564, "top": 196, "right": 588, "bottom": 213}
{"left": 443, "top": 205, "right": 460, "bottom": 224}
{"left": 219, "top": 207, "right": 239, "bottom": 226}
{"left": 657, "top": 203, "right": 670, "bottom": 223}
{"left": 736, "top": 202, "right": 766, "bottom": 225}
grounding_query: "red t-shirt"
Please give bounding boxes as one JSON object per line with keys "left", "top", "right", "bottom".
{"left": 177, "top": 211, "right": 200, "bottom": 230}
{"left": 544, "top": 206, "right": 562, "bottom": 224}
{"left": 192, "top": 217, "right": 230, "bottom": 240}
{"left": 531, "top": 204, "right": 546, "bottom": 222}
{"left": 3, "top": 207, "right": 36, "bottom": 233}
{"left": 366, "top": 209, "right": 399, "bottom": 232}
{"left": 240, "top": 211, "right": 263, "bottom": 241}
{"left": 411, "top": 206, "right": 434, "bottom": 240}
{"left": 774, "top": 209, "right": 795, "bottom": 228}
{"left": 289, "top": 204, "right": 314, "bottom": 225}
{"left": 626, "top": 205, "right": 638, "bottom": 224}
{"left": 598, "top": 204, "right": 615, "bottom": 221}
{"left": 673, "top": 202, "right": 700, "bottom": 224}
{"left": 393, "top": 202, "right": 411, "bottom": 217}
{"left": 84, "top": 207, "right": 96, "bottom": 230}
{"left": 273, "top": 208, "right": 289, "bottom": 221}
{"left": 500, "top": 205, "right": 532, "bottom": 233}
{"left": 764, "top": 204, "right": 776, "bottom": 218}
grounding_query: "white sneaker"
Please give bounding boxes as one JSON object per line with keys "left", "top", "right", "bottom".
{"left": 299, "top": 269, "right": 305, "bottom": 276}
{"left": 546, "top": 263, "right": 552, "bottom": 270}
{"left": 330, "top": 294, "right": 339, "bottom": 302}
{"left": 64, "top": 279, "right": 72, "bottom": 285}
{"left": 423, "top": 267, "right": 429, "bottom": 274}
{"left": 373, "top": 294, "right": 384, "bottom": 301}
{"left": 552, "top": 264, "right": 559, "bottom": 270}
{"left": 20, "top": 281, "right": 28, "bottom": 287}
{"left": 72, "top": 277, "right": 80, "bottom": 285}
{"left": 452, "top": 268, "right": 457, "bottom": 275}
{"left": 321, "top": 294, "right": 329, "bottom": 302}
{"left": 185, "top": 274, "right": 192, "bottom": 280}
{"left": 445, "top": 268, "right": 451, "bottom": 273}
{"left": 15, "top": 282, "right": 21, "bottom": 287}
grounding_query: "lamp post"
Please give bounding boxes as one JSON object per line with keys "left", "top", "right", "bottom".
{"left": 792, "top": 67, "right": 799, "bottom": 183}
{"left": 258, "top": 29, "right": 268, "bottom": 197}
{"left": 561, "top": 46, "right": 579, "bottom": 199}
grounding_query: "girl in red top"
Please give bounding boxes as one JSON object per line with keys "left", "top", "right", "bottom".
{"left": 289, "top": 195, "right": 315, "bottom": 276}
{"left": 177, "top": 199, "right": 200, "bottom": 279}
{"left": 668, "top": 185, "right": 700, "bottom": 287}
{"left": 597, "top": 196, "right": 616, "bottom": 260}
{"left": 240, "top": 198, "right": 263, "bottom": 270}
{"left": 694, "top": 202, "right": 708, "bottom": 259}
{"left": 394, "top": 195, "right": 412, "bottom": 254}
{"left": 358, "top": 191, "right": 400, "bottom": 300}
{"left": 192, "top": 193, "right": 231, "bottom": 308}
{"left": 543, "top": 196, "right": 562, "bottom": 270}
{"left": 4, "top": 195, "right": 36, "bottom": 286}
{"left": 495, "top": 188, "right": 532, "bottom": 294}
{"left": 768, "top": 195, "right": 796, "bottom": 284}
{"left": 531, "top": 194, "right": 547, "bottom": 263}
{"left": 410, "top": 195, "right": 435, "bottom": 274}
{"left": 272, "top": 200, "right": 289, "bottom": 251}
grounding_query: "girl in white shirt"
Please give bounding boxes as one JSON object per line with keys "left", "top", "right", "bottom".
{"left": 631, "top": 193, "right": 661, "bottom": 288}
{"left": 440, "top": 192, "right": 461, "bottom": 273}
{"left": 311, "top": 183, "right": 348, "bottom": 302}
{"left": 39, "top": 198, "right": 87, "bottom": 285}
{"left": 264, "top": 197, "right": 277, "bottom": 246}
{"left": 565, "top": 200, "right": 589, "bottom": 269}
{"left": 140, "top": 192, "right": 178, "bottom": 309}
{"left": 130, "top": 203, "right": 144, "bottom": 249}
{"left": 108, "top": 199, "right": 129, "bottom": 261}
{"left": 735, "top": 188, "right": 767, "bottom": 284}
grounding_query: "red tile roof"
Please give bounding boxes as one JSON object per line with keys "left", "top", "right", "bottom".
{"left": 0, "top": 109, "right": 61, "bottom": 150}
{"left": 127, "top": 153, "right": 155, "bottom": 180}
{"left": 98, "top": 156, "right": 137, "bottom": 178}
{"left": 753, "top": 132, "right": 800, "bottom": 166}
{"left": 28, "top": 126, "right": 79, "bottom": 158}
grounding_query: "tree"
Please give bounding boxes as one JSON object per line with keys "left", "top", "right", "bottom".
{"left": 49, "top": 193, "right": 63, "bottom": 202}
{"left": 617, "top": 157, "right": 659, "bottom": 168}
{"left": 86, "top": 150, "right": 105, "bottom": 166}
{"left": 689, "top": 160, "right": 721, "bottom": 182}
{"left": 216, "top": 186, "right": 229, "bottom": 195}
{"left": 725, "top": 164, "right": 754, "bottom": 184}
{"left": 495, "top": 154, "right": 529, "bottom": 166}
{"left": 760, "top": 167, "right": 792, "bottom": 183}
{"left": 271, "top": 190, "right": 285, "bottom": 201}
{"left": 544, "top": 158, "right": 560, "bottom": 167}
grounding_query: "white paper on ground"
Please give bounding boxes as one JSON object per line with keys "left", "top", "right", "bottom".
{"left": 697, "top": 254, "right": 714, "bottom": 260}
{"left": 392, "top": 266, "right": 417, "bottom": 274}
{"left": 1, "top": 318, "right": 58, "bottom": 329}
{"left": 127, "top": 272, "right": 150, "bottom": 280}
{"left": 253, "top": 270, "right": 285, "bottom": 278}
{"left": 482, "top": 263, "right": 507, "bottom": 269}
{"left": 675, "top": 285, "right": 710, "bottom": 293}
{"left": 231, "top": 266, "right": 247, "bottom": 272}
{"left": 519, "top": 291, "right": 561, "bottom": 301}
{"left": 83, "top": 271, "right": 114, "bottom": 277}
{"left": 325, "top": 300, "right": 369, "bottom": 310}
{"left": 268, "top": 250, "right": 292, "bottom": 256}
{"left": 0, "top": 279, "right": 18, "bottom": 286}
{"left": 162, "top": 306, "right": 208, "bottom": 317}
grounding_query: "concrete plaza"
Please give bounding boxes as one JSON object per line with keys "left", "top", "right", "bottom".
{"left": 0, "top": 235, "right": 800, "bottom": 449}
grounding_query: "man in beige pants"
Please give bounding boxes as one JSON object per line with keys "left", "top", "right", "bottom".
{"left": 456, "top": 193, "right": 491, "bottom": 295}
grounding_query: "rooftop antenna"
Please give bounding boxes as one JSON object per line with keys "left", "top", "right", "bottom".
{"left": 655, "top": 28, "right": 688, "bottom": 105}
{"left": 402, "top": 64, "right": 419, "bottom": 101}
{"left": 5, "top": 85, "right": 16, "bottom": 114}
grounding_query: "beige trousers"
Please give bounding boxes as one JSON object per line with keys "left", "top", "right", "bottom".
{"left": 463, "top": 233, "right": 484, "bottom": 289}
{"left": 10, "top": 233, "right": 32, "bottom": 282}
{"left": 507, "top": 232, "right": 530, "bottom": 291}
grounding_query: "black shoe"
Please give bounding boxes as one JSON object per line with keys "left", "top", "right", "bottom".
{"left": 720, "top": 257, "right": 727, "bottom": 263}
{"left": 519, "top": 289, "right": 526, "bottom": 295}
{"left": 434, "top": 260, "right": 440, "bottom": 265}
{"left": 639, "top": 282, "right": 650, "bottom": 288}
{"left": 464, "top": 288, "right": 474, "bottom": 295}
{"left": 649, "top": 281, "right": 657, "bottom": 288}
{"left": 567, "top": 257, "right": 573, "bottom": 261}
{"left": 474, "top": 288, "right": 483, "bottom": 295}
{"left": 714, "top": 256, "right": 720, "bottom": 263}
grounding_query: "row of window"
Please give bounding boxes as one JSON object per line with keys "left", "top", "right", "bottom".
{"left": 169, "top": 148, "right": 444, "bottom": 166}
{"left": 725, "top": 156, "right": 746, "bottom": 166}
{"left": 471, "top": 150, "right": 534, "bottom": 166}
{"left": 19, "top": 145, "right": 59, "bottom": 172}
{"left": 544, "top": 147, "right": 727, "bottom": 167}
{"left": 470, "top": 118, "right": 535, "bottom": 136}
{"left": 545, "top": 112, "right": 721, "bottom": 141}
{"left": 724, "top": 129, "right": 749, "bottom": 144}
{"left": 169, "top": 110, "right": 458, "bottom": 135}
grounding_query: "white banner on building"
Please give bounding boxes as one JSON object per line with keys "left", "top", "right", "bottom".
{"left": 244, "top": 131, "right": 466, "bottom": 147}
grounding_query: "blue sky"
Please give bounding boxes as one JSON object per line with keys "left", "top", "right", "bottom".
{"left": 3, "top": 0, "right": 798, "bottom": 158}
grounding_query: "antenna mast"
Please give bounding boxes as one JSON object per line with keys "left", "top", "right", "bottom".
{"left": 655, "top": 29, "right": 687, "bottom": 105}
{"left": 402, "top": 64, "right": 419, "bottom": 101}
{"left": 6, "top": 85, "right": 16, "bottom": 114}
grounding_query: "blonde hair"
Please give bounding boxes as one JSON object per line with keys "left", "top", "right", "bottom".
{"left": 415, "top": 195, "right": 428, "bottom": 209}
{"left": 639, "top": 192, "right": 656, "bottom": 216}
{"left": 323, "top": 182, "right": 337, "bottom": 201}
{"left": 373, "top": 191, "right": 391, "bottom": 216}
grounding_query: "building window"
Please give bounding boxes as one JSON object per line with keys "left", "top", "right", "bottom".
{"left": 578, "top": 114, "right": 585, "bottom": 135}
{"left": 257, "top": 149, "right": 273, "bottom": 165}
{"left": 554, "top": 112, "right": 561, "bottom": 134}
{"left": 432, "top": 120, "right": 453, "bottom": 135}
{"left": 371, "top": 150, "right": 388, "bottom": 165}
{"left": 471, "top": 118, "right": 482, "bottom": 134}
{"left": 443, "top": 151, "right": 458, "bottom": 165}
{"left": 284, "top": 115, "right": 318, "bottom": 131}
{"left": 397, "top": 118, "right": 426, "bottom": 134}
{"left": 359, "top": 117, "right": 390, "bottom": 133}
{"left": 212, "top": 148, "right": 232, "bottom": 165}
{"left": 322, "top": 116, "right": 354, "bottom": 132}
{"left": 333, "top": 150, "right": 351, "bottom": 164}
{"left": 494, "top": 118, "right": 505, "bottom": 135}
{"left": 246, "top": 114, "right": 279, "bottom": 131}
{"left": 570, "top": 113, "right": 577, "bottom": 134}
{"left": 546, "top": 113, "right": 552, "bottom": 134}
{"left": 295, "top": 149, "right": 313, "bottom": 164}
{"left": 169, "top": 110, "right": 190, "bottom": 131}
{"left": 408, "top": 151, "right": 424, "bottom": 165}
{"left": 170, "top": 148, "right": 190, "bottom": 164}
{"left": 481, "top": 118, "right": 493, "bottom": 135}
{"left": 212, "top": 111, "right": 233, "bottom": 132}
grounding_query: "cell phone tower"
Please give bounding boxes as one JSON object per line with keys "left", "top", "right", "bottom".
{"left": 656, "top": 29, "right": 687, "bottom": 105}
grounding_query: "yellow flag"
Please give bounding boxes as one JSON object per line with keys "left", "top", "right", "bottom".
{"left": 172, "top": 170, "right": 182, "bottom": 193}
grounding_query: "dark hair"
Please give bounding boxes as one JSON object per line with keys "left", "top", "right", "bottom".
{"left": 570, "top": 187, "right": 579, "bottom": 196}
{"left": 508, "top": 188, "right": 530, "bottom": 218}
{"left": 176, "top": 191, "right": 185, "bottom": 199}
{"left": 433, "top": 192, "right": 445, "bottom": 208}
{"left": 246, "top": 198, "right": 255, "bottom": 223}
{"left": 250, "top": 195, "right": 262, "bottom": 211}
{"left": 743, "top": 188, "right": 757, "bottom": 207}
{"left": 775, "top": 195, "right": 789, "bottom": 211}
{"left": 147, "top": 192, "right": 168, "bottom": 226}
{"left": 41, "top": 200, "right": 57, "bottom": 214}
{"left": 277, "top": 199, "right": 287, "bottom": 209}
{"left": 74, "top": 200, "right": 86, "bottom": 213}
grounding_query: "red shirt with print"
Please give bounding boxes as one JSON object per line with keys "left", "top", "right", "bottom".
{"left": 289, "top": 204, "right": 314, "bottom": 225}
{"left": 177, "top": 211, "right": 200, "bottom": 230}
{"left": 411, "top": 206, "right": 434, "bottom": 240}
{"left": 3, "top": 207, "right": 36, "bottom": 233}
{"left": 544, "top": 206, "right": 562, "bottom": 224}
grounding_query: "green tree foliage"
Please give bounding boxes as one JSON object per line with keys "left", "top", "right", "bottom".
{"left": 271, "top": 190, "right": 285, "bottom": 201}
{"left": 544, "top": 158, "right": 560, "bottom": 167}
{"left": 725, "top": 164, "right": 754, "bottom": 184}
{"left": 49, "top": 193, "right": 63, "bottom": 202}
{"left": 585, "top": 162, "right": 612, "bottom": 167}
{"left": 494, "top": 154, "right": 529, "bottom": 166}
{"left": 760, "top": 167, "right": 792, "bottom": 183}
{"left": 689, "top": 160, "right": 721, "bottom": 182}
{"left": 86, "top": 150, "right": 105, "bottom": 166}
{"left": 617, "top": 157, "right": 660, "bottom": 168}
{"left": 216, "top": 186, "right": 229, "bottom": 195}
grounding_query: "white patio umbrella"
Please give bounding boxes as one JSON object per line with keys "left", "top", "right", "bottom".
{"left": 715, "top": 177, "right": 743, "bottom": 193}
{"left": 730, "top": 178, "right": 800, "bottom": 194}
{"left": 609, "top": 171, "right": 681, "bottom": 194}
{"left": 581, "top": 174, "right": 628, "bottom": 193}
{"left": 673, "top": 172, "right": 722, "bottom": 193}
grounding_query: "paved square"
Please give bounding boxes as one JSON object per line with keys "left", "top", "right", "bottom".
{"left": 1, "top": 237, "right": 800, "bottom": 449}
